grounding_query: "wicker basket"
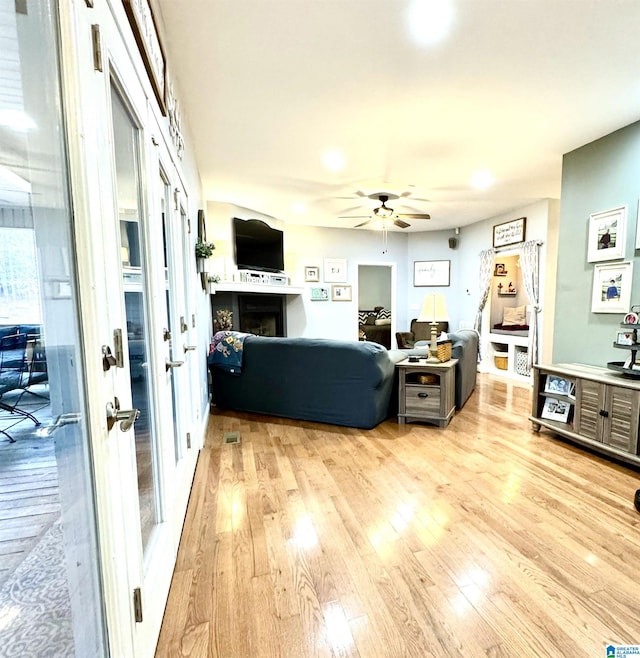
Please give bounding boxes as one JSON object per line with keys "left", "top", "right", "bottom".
{"left": 495, "top": 355, "right": 508, "bottom": 370}
{"left": 434, "top": 340, "right": 452, "bottom": 362}
{"left": 418, "top": 373, "right": 438, "bottom": 385}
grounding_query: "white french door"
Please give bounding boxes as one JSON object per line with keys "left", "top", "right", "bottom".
{"left": 58, "top": 1, "right": 197, "bottom": 654}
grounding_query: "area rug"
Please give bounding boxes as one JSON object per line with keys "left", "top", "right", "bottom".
{"left": 0, "top": 522, "right": 74, "bottom": 657}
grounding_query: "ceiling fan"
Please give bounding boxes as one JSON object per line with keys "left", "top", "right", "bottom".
{"left": 339, "top": 192, "right": 431, "bottom": 229}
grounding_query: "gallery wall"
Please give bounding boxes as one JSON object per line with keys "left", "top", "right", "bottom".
{"left": 206, "top": 198, "right": 557, "bottom": 354}
{"left": 553, "top": 120, "right": 640, "bottom": 365}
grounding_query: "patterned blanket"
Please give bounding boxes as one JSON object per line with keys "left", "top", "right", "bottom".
{"left": 208, "top": 331, "right": 251, "bottom": 375}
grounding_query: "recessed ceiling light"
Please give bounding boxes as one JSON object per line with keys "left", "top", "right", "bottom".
{"left": 322, "top": 149, "right": 346, "bottom": 172}
{"left": 291, "top": 202, "right": 306, "bottom": 213}
{"left": 407, "top": 0, "right": 454, "bottom": 46}
{"left": 471, "top": 170, "right": 494, "bottom": 190}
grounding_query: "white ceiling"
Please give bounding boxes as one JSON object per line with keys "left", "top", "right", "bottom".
{"left": 155, "top": 0, "right": 640, "bottom": 233}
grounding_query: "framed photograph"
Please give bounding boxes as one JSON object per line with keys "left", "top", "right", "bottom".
{"left": 587, "top": 205, "right": 626, "bottom": 262}
{"left": 493, "top": 217, "right": 526, "bottom": 248}
{"left": 331, "top": 285, "right": 352, "bottom": 301}
{"left": 310, "top": 287, "right": 329, "bottom": 301}
{"left": 304, "top": 266, "right": 320, "bottom": 282}
{"left": 544, "top": 375, "right": 573, "bottom": 396}
{"left": 494, "top": 263, "right": 507, "bottom": 276}
{"left": 541, "top": 397, "right": 571, "bottom": 423}
{"left": 616, "top": 329, "right": 636, "bottom": 346}
{"left": 413, "top": 260, "right": 451, "bottom": 287}
{"left": 591, "top": 261, "right": 633, "bottom": 313}
{"left": 324, "top": 258, "right": 347, "bottom": 282}
{"left": 635, "top": 198, "right": 640, "bottom": 250}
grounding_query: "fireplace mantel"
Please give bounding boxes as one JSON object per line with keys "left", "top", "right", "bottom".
{"left": 213, "top": 282, "right": 304, "bottom": 295}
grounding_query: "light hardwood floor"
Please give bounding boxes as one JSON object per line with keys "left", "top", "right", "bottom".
{"left": 155, "top": 374, "right": 640, "bottom": 658}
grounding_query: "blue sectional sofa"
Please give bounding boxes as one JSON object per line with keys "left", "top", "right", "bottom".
{"left": 210, "top": 336, "right": 397, "bottom": 429}
{"left": 209, "top": 331, "right": 479, "bottom": 428}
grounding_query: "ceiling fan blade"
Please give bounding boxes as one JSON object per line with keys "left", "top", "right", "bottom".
{"left": 397, "top": 213, "right": 431, "bottom": 220}
{"left": 339, "top": 215, "right": 372, "bottom": 219}
{"left": 393, "top": 219, "right": 411, "bottom": 229}
{"left": 354, "top": 219, "right": 374, "bottom": 228}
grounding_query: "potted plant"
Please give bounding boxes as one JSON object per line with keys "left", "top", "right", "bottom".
{"left": 195, "top": 239, "right": 215, "bottom": 272}
{"left": 206, "top": 274, "right": 220, "bottom": 294}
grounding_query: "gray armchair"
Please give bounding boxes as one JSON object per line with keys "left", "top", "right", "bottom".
{"left": 396, "top": 319, "right": 449, "bottom": 349}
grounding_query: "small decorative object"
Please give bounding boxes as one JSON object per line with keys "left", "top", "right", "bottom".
{"left": 214, "top": 308, "right": 233, "bottom": 332}
{"left": 492, "top": 217, "right": 526, "bottom": 248}
{"left": 331, "top": 285, "right": 352, "bottom": 301}
{"left": 623, "top": 311, "right": 639, "bottom": 324}
{"left": 304, "top": 266, "right": 320, "bottom": 282}
{"left": 591, "top": 261, "right": 633, "bottom": 313}
{"left": 207, "top": 274, "right": 220, "bottom": 294}
{"left": 310, "top": 287, "right": 329, "bottom": 301}
{"left": 413, "top": 260, "right": 451, "bottom": 287}
{"left": 616, "top": 329, "right": 636, "bottom": 346}
{"left": 195, "top": 239, "right": 215, "bottom": 273}
{"left": 497, "top": 282, "right": 503, "bottom": 293}
{"left": 507, "top": 282, "right": 516, "bottom": 293}
{"left": 587, "top": 205, "right": 627, "bottom": 262}
{"left": 494, "top": 263, "right": 507, "bottom": 276}
{"left": 323, "top": 258, "right": 347, "bottom": 282}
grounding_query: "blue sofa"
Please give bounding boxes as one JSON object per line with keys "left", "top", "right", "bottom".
{"left": 210, "top": 336, "right": 397, "bottom": 429}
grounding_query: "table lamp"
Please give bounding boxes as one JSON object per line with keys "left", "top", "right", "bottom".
{"left": 418, "top": 293, "right": 449, "bottom": 362}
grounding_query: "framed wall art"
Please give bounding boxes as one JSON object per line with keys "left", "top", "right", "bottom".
{"left": 492, "top": 217, "right": 526, "bottom": 248}
{"left": 587, "top": 205, "right": 626, "bottom": 262}
{"left": 324, "top": 258, "right": 347, "bottom": 282}
{"left": 304, "top": 266, "right": 320, "bottom": 282}
{"left": 591, "top": 261, "right": 633, "bottom": 313}
{"left": 413, "top": 260, "right": 450, "bottom": 287}
{"left": 331, "top": 285, "right": 352, "bottom": 301}
{"left": 310, "top": 287, "right": 329, "bottom": 301}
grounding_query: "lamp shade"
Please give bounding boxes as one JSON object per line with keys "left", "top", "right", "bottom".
{"left": 417, "top": 293, "right": 449, "bottom": 322}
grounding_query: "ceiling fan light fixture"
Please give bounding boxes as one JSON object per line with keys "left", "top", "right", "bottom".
{"left": 374, "top": 205, "right": 394, "bottom": 218}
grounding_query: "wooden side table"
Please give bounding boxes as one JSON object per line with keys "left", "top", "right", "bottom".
{"left": 397, "top": 358, "right": 458, "bottom": 427}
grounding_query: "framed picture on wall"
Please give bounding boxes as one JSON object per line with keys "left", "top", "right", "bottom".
{"left": 591, "top": 261, "right": 633, "bottom": 313}
{"left": 587, "top": 205, "right": 627, "bottom": 262}
{"left": 492, "top": 217, "right": 526, "bottom": 248}
{"left": 413, "top": 260, "right": 450, "bottom": 287}
{"left": 310, "top": 287, "right": 329, "bottom": 301}
{"left": 304, "top": 266, "right": 320, "bottom": 282}
{"left": 324, "top": 258, "right": 347, "bottom": 282}
{"left": 331, "top": 285, "right": 352, "bottom": 301}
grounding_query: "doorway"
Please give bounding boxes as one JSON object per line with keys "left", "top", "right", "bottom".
{"left": 356, "top": 263, "right": 396, "bottom": 348}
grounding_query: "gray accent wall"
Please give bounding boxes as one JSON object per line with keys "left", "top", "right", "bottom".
{"left": 553, "top": 120, "right": 640, "bottom": 365}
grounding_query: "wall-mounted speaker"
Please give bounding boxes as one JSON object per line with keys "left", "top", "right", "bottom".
{"left": 448, "top": 237, "right": 458, "bottom": 249}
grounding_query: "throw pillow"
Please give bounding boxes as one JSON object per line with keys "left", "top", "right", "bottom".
{"left": 374, "top": 318, "right": 391, "bottom": 326}
{"left": 376, "top": 308, "right": 391, "bottom": 320}
{"left": 365, "top": 313, "right": 377, "bottom": 325}
{"left": 503, "top": 305, "right": 526, "bottom": 326}
{"left": 358, "top": 311, "right": 368, "bottom": 325}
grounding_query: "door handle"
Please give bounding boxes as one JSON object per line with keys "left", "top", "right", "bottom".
{"left": 106, "top": 398, "right": 140, "bottom": 432}
{"left": 183, "top": 344, "right": 197, "bottom": 353}
{"left": 165, "top": 359, "right": 184, "bottom": 371}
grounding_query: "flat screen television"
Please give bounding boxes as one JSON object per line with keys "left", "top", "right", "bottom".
{"left": 233, "top": 217, "right": 285, "bottom": 273}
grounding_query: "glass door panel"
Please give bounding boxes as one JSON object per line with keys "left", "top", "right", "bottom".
{"left": 109, "top": 86, "right": 161, "bottom": 556}
{"left": 0, "top": 1, "right": 105, "bottom": 655}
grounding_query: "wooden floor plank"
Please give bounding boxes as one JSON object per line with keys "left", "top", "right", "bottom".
{"left": 155, "top": 374, "right": 640, "bottom": 658}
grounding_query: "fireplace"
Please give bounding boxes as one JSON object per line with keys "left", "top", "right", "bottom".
{"left": 238, "top": 294, "right": 284, "bottom": 336}
{"left": 212, "top": 292, "right": 286, "bottom": 337}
